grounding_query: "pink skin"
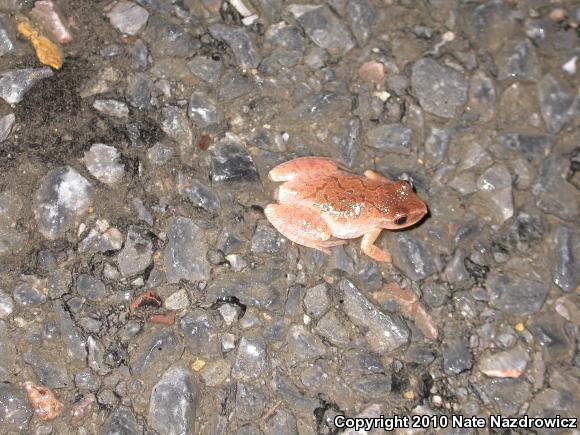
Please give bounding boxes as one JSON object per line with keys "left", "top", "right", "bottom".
{"left": 265, "top": 157, "right": 428, "bottom": 262}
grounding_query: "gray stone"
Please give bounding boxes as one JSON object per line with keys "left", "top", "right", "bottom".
{"left": 209, "top": 24, "right": 260, "bottom": 69}
{"left": 0, "top": 289, "right": 13, "bottom": 319}
{"left": 303, "top": 283, "right": 329, "bottom": 318}
{"left": 179, "top": 309, "right": 222, "bottom": 358}
{"left": 149, "top": 366, "right": 197, "bottom": 435}
{"left": 188, "top": 92, "right": 222, "bottom": 127}
{"left": 339, "top": 279, "right": 409, "bottom": 354}
{"left": 0, "top": 383, "right": 32, "bottom": 432}
{"left": 481, "top": 378, "right": 531, "bottom": 416}
{"left": 366, "top": 123, "right": 412, "bottom": 154}
{"left": 161, "top": 106, "right": 193, "bottom": 156}
{"left": 117, "top": 227, "right": 152, "bottom": 277}
{"left": 487, "top": 271, "right": 549, "bottom": 316}
{"left": 132, "top": 198, "right": 153, "bottom": 225}
{"left": 143, "top": 15, "right": 198, "bottom": 57}
{"left": 337, "top": 116, "right": 361, "bottom": 168}
{"left": 93, "top": 99, "right": 129, "bottom": 118}
{"left": 177, "top": 173, "right": 220, "bottom": 214}
{"left": 505, "top": 209, "right": 544, "bottom": 253}
{"left": 478, "top": 346, "right": 529, "bottom": 378}
{"left": 442, "top": 338, "right": 472, "bottom": 375}
{"left": 13, "top": 283, "right": 46, "bottom": 307}
{"left": 528, "top": 313, "right": 573, "bottom": 364}
{"left": 76, "top": 274, "right": 106, "bottom": 302}
{"left": 101, "top": 406, "right": 138, "bottom": 435}
{"left": 392, "top": 233, "right": 436, "bottom": 281}
{"left": 350, "top": 374, "right": 391, "bottom": 398}
{"left": 0, "top": 113, "right": 14, "bottom": 142}
{"left": 468, "top": 70, "right": 495, "bottom": 122}
{"left": 147, "top": 141, "right": 174, "bottom": 165}
{"left": 411, "top": 58, "right": 468, "bottom": 118}
{"left": 218, "top": 70, "right": 253, "bottom": 101}
{"left": 164, "top": 288, "right": 189, "bottom": 310}
{"left": 0, "top": 14, "right": 15, "bottom": 56}
{"left": 126, "top": 72, "right": 151, "bottom": 109}
{"left": 232, "top": 337, "right": 267, "bottom": 381}
{"left": 74, "top": 368, "right": 100, "bottom": 391}
{"left": 538, "top": 73, "right": 573, "bottom": 134}
{"left": 130, "top": 329, "right": 184, "bottom": 378}
{"left": 208, "top": 134, "right": 259, "bottom": 184}
{"left": 235, "top": 383, "right": 267, "bottom": 421}
{"left": 346, "top": 0, "right": 374, "bottom": 46}
{"left": 288, "top": 4, "right": 354, "bottom": 56}
{"left": 497, "top": 39, "right": 541, "bottom": 82}
{"left": 107, "top": 1, "right": 149, "bottom": 35}
{"left": 53, "top": 300, "right": 87, "bottom": 365}
{"left": 130, "top": 39, "right": 148, "bottom": 70}
{"left": 0, "top": 68, "right": 53, "bottom": 104}
{"left": 165, "top": 217, "right": 210, "bottom": 283}
{"left": 23, "top": 347, "right": 72, "bottom": 388}
{"left": 498, "top": 133, "right": 553, "bottom": 163}
{"left": 424, "top": 127, "right": 449, "bottom": 168}
{"left": 84, "top": 144, "right": 124, "bottom": 185}
{"left": 206, "top": 275, "right": 280, "bottom": 310}
{"left": 264, "top": 409, "right": 297, "bottom": 435}
{"left": 553, "top": 227, "right": 579, "bottom": 292}
{"left": 286, "top": 325, "right": 326, "bottom": 362}
{"left": 251, "top": 220, "right": 282, "bottom": 254}
{"left": 533, "top": 155, "right": 579, "bottom": 221}
{"left": 270, "top": 372, "right": 320, "bottom": 418}
{"left": 187, "top": 55, "right": 223, "bottom": 84}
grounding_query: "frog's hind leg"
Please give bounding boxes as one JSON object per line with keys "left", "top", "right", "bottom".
{"left": 265, "top": 203, "right": 346, "bottom": 254}
{"left": 269, "top": 157, "right": 340, "bottom": 182}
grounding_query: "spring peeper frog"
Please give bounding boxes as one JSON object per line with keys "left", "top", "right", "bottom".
{"left": 265, "top": 157, "right": 428, "bottom": 262}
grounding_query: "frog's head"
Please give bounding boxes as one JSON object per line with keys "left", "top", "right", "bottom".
{"left": 381, "top": 181, "right": 428, "bottom": 230}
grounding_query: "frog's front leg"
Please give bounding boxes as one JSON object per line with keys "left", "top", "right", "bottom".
{"left": 269, "top": 157, "right": 340, "bottom": 182}
{"left": 361, "top": 228, "right": 392, "bottom": 262}
{"left": 265, "top": 203, "right": 346, "bottom": 254}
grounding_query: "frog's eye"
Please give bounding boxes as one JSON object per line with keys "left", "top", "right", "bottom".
{"left": 394, "top": 215, "right": 408, "bottom": 225}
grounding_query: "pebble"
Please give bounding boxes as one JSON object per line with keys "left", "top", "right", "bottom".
{"left": 34, "top": 167, "right": 92, "bottom": 240}
{"left": 264, "top": 409, "right": 297, "bottom": 435}
{"left": 116, "top": 227, "right": 152, "bottom": 277}
{"left": 102, "top": 406, "right": 138, "bottom": 434}
{"left": 93, "top": 99, "right": 129, "bottom": 119}
{"left": 0, "top": 289, "right": 13, "bottom": 318}
{"left": 505, "top": 209, "right": 544, "bottom": 253}
{"left": 232, "top": 337, "right": 268, "bottom": 381}
{"left": 251, "top": 220, "right": 282, "bottom": 254}
{"left": 188, "top": 91, "right": 222, "bottom": 127}
{"left": 338, "top": 117, "right": 361, "bottom": 168}
{"left": 411, "top": 58, "right": 468, "bottom": 118}
{"left": 23, "top": 347, "right": 72, "bottom": 388}
{"left": 537, "top": 73, "right": 573, "bottom": 134}
{"left": 0, "top": 383, "right": 33, "bottom": 432}
{"left": 287, "top": 324, "right": 326, "bottom": 362}
{"left": 346, "top": 0, "right": 374, "bottom": 46}
{"left": 149, "top": 366, "right": 197, "bottom": 435}
{"left": 288, "top": 4, "right": 354, "bottom": 56}
{"left": 126, "top": 72, "right": 151, "bottom": 109}
{"left": 392, "top": 233, "right": 436, "bottom": 281}
{"left": 528, "top": 313, "right": 573, "bottom": 364}
{"left": 130, "top": 329, "right": 183, "bottom": 378}
{"left": 177, "top": 173, "right": 220, "bottom": 214}
{"left": 0, "top": 113, "right": 14, "bottom": 142}
{"left": 442, "top": 338, "right": 472, "bottom": 375}
{"left": 187, "top": 55, "right": 223, "bottom": 84}
{"left": 208, "top": 134, "right": 259, "bottom": 184}
{"left": 165, "top": 217, "right": 210, "bottom": 283}
{"left": 532, "top": 155, "right": 579, "bottom": 221}
{"left": 76, "top": 274, "right": 106, "bottom": 302}
{"left": 481, "top": 378, "right": 531, "bottom": 416}
{"left": 0, "top": 14, "right": 15, "bottom": 56}
{"left": 498, "top": 133, "right": 553, "bottom": 163}
{"left": 107, "top": 1, "right": 149, "bottom": 36}
{"left": 83, "top": 144, "right": 124, "bottom": 185}
{"left": 74, "top": 368, "right": 100, "bottom": 391}
{"left": 30, "top": 0, "right": 72, "bottom": 44}
{"left": 478, "top": 346, "right": 529, "bottom": 378}
{"left": 468, "top": 70, "right": 495, "bottom": 122}
{"left": 132, "top": 198, "right": 153, "bottom": 225}
{"left": 206, "top": 275, "right": 280, "bottom": 310}
{"left": 209, "top": 24, "right": 260, "bottom": 70}
{"left": 552, "top": 227, "right": 578, "bottom": 292}
{"left": 497, "top": 39, "right": 541, "bottom": 81}
{"left": 366, "top": 123, "right": 412, "bottom": 154}
{"left": 0, "top": 68, "right": 53, "bottom": 104}
{"left": 303, "top": 283, "right": 329, "bottom": 318}
{"left": 148, "top": 142, "right": 174, "bottom": 165}
{"left": 314, "top": 311, "right": 350, "bottom": 346}
{"left": 161, "top": 106, "right": 193, "bottom": 158}
{"left": 339, "top": 279, "right": 409, "bottom": 354}
{"left": 179, "top": 309, "right": 222, "bottom": 358}
{"left": 424, "top": 127, "right": 449, "bottom": 168}
{"left": 235, "top": 383, "right": 267, "bottom": 421}
{"left": 130, "top": 39, "right": 148, "bottom": 71}
{"left": 487, "top": 271, "right": 549, "bottom": 316}
{"left": 164, "top": 288, "right": 189, "bottom": 310}
{"left": 143, "top": 15, "right": 198, "bottom": 58}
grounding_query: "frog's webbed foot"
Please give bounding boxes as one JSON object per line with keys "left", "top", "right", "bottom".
{"left": 265, "top": 203, "right": 346, "bottom": 255}
{"left": 364, "top": 169, "right": 394, "bottom": 184}
{"left": 269, "top": 157, "right": 339, "bottom": 182}
{"left": 361, "top": 228, "right": 392, "bottom": 262}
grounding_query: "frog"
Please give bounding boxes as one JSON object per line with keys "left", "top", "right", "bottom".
{"left": 264, "top": 156, "right": 428, "bottom": 262}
